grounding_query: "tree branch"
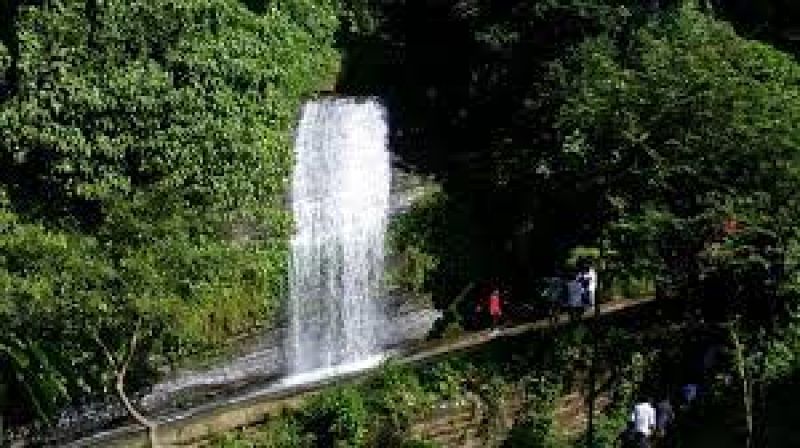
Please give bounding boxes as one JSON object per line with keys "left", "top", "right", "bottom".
{"left": 91, "top": 331, "right": 119, "bottom": 370}
{"left": 95, "top": 319, "right": 158, "bottom": 447}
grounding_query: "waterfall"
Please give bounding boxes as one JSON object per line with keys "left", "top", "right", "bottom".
{"left": 288, "top": 98, "right": 391, "bottom": 375}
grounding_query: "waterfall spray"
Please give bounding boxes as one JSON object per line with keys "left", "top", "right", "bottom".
{"left": 288, "top": 98, "right": 391, "bottom": 374}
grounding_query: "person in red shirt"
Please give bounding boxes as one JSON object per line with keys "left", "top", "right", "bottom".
{"left": 488, "top": 288, "right": 503, "bottom": 330}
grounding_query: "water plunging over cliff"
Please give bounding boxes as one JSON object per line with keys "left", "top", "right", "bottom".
{"left": 288, "top": 98, "right": 391, "bottom": 374}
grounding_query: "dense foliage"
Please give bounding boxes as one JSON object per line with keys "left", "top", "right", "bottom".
{"left": 353, "top": 0, "right": 800, "bottom": 331}
{"left": 562, "top": 5, "right": 800, "bottom": 305}
{"left": 0, "top": 0, "right": 340, "bottom": 423}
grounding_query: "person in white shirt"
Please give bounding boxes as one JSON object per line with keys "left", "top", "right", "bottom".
{"left": 584, "top": 266, "right": 597, "bottom": 307}
{"left": 630, "top": 399, "right": 656, "bottom": 447}
{"left": 578, "top": 260, "right": 597, "bottom": 310}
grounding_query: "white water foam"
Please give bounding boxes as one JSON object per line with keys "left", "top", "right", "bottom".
{"left": 278, "top": 353, "right": 388, "bottom": 388}
{"left": 289, "top": 98, "right": 391, "bottom": 374}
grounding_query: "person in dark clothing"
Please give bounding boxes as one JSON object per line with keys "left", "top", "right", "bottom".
{"left": 617, "top": 422, "right": 640, "bottom": 448}
{"left": 542, "top": 276, "right": 564, "bottom": 324}
{"left": 566, "top": 273, "right": 585, "bottom": 321}
{"left": 681, "top": 383, "right": 699, "bottom": 409}
{"left": 656, "top": 397, "right": 675, "bottom": 439}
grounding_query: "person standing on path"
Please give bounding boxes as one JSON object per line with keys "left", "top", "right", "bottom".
{"left": 681, "top": 383, "right": 698, "bottom": 409}
{"left": 630, "top": 398, "right": 656, "bottom": 448}
{"left": 656, "top": 397, "right": 675, "bottom": 444}
{"left": 567, "top": 275, "right": 585, "bottom": 321}
{"left": 578, "top": 261, "right": 598, "bottom": 311}
{"left": 488, "top": 287, "right": 503, "bottom": 332}
{"left": 617, "top": 422, "right": 640, "bottom": 448}
{"left": 542, "top": 276, "right": 564, "bottom": 324}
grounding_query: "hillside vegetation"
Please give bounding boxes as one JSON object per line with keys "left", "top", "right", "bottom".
{"left": 0, "top": 0, "right": 340, "bottom": 423}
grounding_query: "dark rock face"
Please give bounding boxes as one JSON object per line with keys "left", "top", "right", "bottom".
{"left": 390, "top": 161, "right": 437, "bottom": 216}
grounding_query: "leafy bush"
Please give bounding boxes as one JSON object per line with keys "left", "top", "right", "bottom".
{"left": 503, "top": 417, "right": 563, "bottom": 448}
{"left": 417, "top": 361, "right": 466, "bottom": 401}
{"left": 571, "top": 410, "right": 628, "bottom": 448}
{"left": 386, "top": 189, "right": 443, "bottom": 295}
{"left": 301, "top": 387, "right": 370, "bottom": 447}
{"left": 765, "top": 312, "right": 800, "bottom": 381}
{"left": 387, "top": 189, "right": 484, "bottom": 312}
{"left": 365, "top": 364, "right": 433, "bottom": 430}
{"left": 214, "top": 417, "right": 311, "bottom": 448}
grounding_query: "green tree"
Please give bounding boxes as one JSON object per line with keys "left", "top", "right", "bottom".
{"left": 0, "top": 0, "right": 340, "bottom": 428}
{"left": 556, "top": 4, "right": 800, "bottom": 304}
{"left": 556, "top": 6, "right": 800, "bottom": 446}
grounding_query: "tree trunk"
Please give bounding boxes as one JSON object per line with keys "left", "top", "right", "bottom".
{"left": 742, "top": 374, "right": 754, "bottom": 448}
{"left": 116, "top": 372, "right": 158, "bottom": 448}
{"left": 94, "top": 322, "right": 158, "bottom": 447}
{"left": 586, "top": 304, "right": 602, "bottom": 448}
{"left": 753, "top": 378, "right": 768, "bottom": 448}
{"left": 730, "top": 324, "right": 754, "bottom": 448}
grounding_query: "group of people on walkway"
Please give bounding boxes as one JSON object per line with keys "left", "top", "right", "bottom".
{"left": 619, "top": 331, "right": 727, "bottom": 448}
{"left": 622, "top": 383, "right": 702, "bottom": 448}
{"left": 569, "top": 262, "right": 598, "bottom": 316}
{"left": 542, "top": 260, "right": 598, "bottom": 320}
{"left": 474, "top": 259, "right": 599, "bottom": 332}
{"left": 625, "top": 396, "right": 674, "bottom": 448}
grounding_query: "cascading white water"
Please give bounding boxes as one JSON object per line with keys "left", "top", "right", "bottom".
{"left": 288, "top": 98, "right": 391, "bottom": 374}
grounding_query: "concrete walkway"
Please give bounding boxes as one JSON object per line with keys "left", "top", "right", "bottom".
{"left": 66, "top": 297, "right": 654, "bottom": 447}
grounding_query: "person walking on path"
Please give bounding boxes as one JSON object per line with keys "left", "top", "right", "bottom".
{"left": 680, "top": 383, "right": 698, "bottom": 409}
{"left": 630, "top": 398, "right": 656, "bottom": 448}
{"left": 578, "top": 261, "right": 598, "bottom": 311}
{"left": 617, "top": 422, "right": 640, "bottom": 448}
{"left": 655, "top": 397, "right": 676, "bottom": 445}
{"left": 567, "top": 275, "right": 585, "bottom": 321}
{"left": 542, "top": 276, "right": 564, "bottom": 325}
{"left": 488, "top": 287, "right": 503, "bottom": 333}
